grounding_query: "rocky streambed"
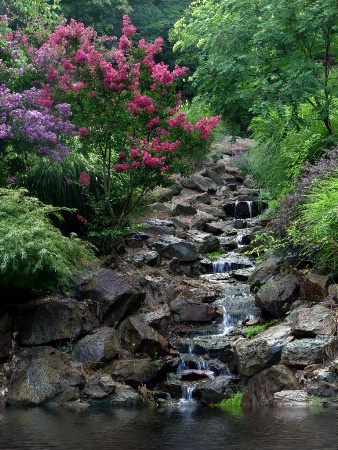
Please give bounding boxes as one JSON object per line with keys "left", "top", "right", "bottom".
{"left": 0, "top": 136, "right": 337, "bottom": 411}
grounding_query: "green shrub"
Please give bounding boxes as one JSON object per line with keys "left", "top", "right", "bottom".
{"left": 288, "top": 173, "right": 338, "bottom": 274}
{"left": 214, "top": 392, "right": 243, "bottom": 409}
{"left": 0, "top": 188, "right": 97, "bottom": 293}
{"left": 248, "top": 104, "right": 338, "bottom": 199}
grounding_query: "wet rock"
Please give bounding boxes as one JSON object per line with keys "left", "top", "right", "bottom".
{"left": 147, "top": 235, "right": 199, "bottom": 262}
{"left": 182, "top": 174, "right": 217, "bottom": 193}
{"left": 198, "top": 205, "right": 226, "bottom": 219}
{"left": 306, "top": 369, "right": 338, "bottom": 398}
{"left": 170, "top": 299, "right": 221, "bottom": 322}
{"left": 106, "top": 358, "right": 170, "bottom": 388}
{"left": 118, "top": 316, "right": 170, "bottom": 357}
{"left": 242, "top": 364, "right": 300, "bottom": 407}
{"left": 216, "top": 185, "right": 231, "bottom": 198}
{"left": 203, "top": 222, "right": 225, "bottom": 235}
{"left": 142, "top": 276, "right": 177, "bottom": 309}
{"left": 108, "top": 382, "right": 143, "bottom": 406}
{"left": 254, "top": 274, "right": 300, "bottom": 318}
{"left": 273, "top": 390, "right": 309, "bottom": 406}
{"left": 248, "top": 256, "right": 283, "bottom": 291}
{"left": 174, "top": 202, "right": 198, "bottom": 216}
{"left": 18, "top": 297, "right": 100, "bottom": 346}
{"left": 7, "top": 347, "right": 79, "bottom": 406}
{"left": 234, "top": 219, "right": 247, "bottom": 229}
{"left": 291, "top": 304, "right": 336, "bottom": 337}
{"left": 138, "top": 307, "right": 171, "bottom": 333}
{"left": 77, "top": 269, "right": 145, "bottom": 328}
{"left": 233, "top": 268, "right": 255, "bottom": 282}
{"left": 281, "top": 335, "right": 338, "bottom": 368}
{"left": 125, "top": 236, "right": 144, "bottom": 249}
{"left": 199, "top": 236, "right": 220, "bottom": 254}
{"left": 72, "top": 327, "right": 121, "bottom": 364}
{"left": 82, "top": 375, "right": 109, "bottom": 399}
{"left": 191, "top": 211, "right": 214, "bottom": 230}
{"left": 131, "top": 253, "right": 145, "bottom": 267}
{"left": 189, "top": 192, "right": 211, "bottom": 205}
{"left": 233, "top": 324, "right": 292, "bottom": 377}
{"left": 195, "top": 376, "right": 239, "bottom": 404}
{"left": 298, "top": 271, "right": 330, "bottom": 301}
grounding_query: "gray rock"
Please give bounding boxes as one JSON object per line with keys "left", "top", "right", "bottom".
{"left": 131, "top": 253, "right": 145, "bottom": 267}
{"left": 254, "top": 274, "right": 300, "bottom": 318}
{"left": 118, "top": 316, "right": 170, "bottom": 357}
{"left": 72, "top": 327, "right": 121, "bottom": 364}
{"left": 273, "top": 390, "right": 309, "bottom": 406}
{"left": 281, "top": 335, "right": 338, "bottom": 368}
{"left": 199, "top": 236, "right": 220, "bottom": 254}
{"left": 298, "top": 271, "right": 330, "bottom": 301}
{"left": 138, "top": 307, "right": 171, "bottom": 333}
{"left": 291, "top": 304, "right": 336, "bottom": 337}
{"left": 233, "top": 324, "right": 292, "bottom": 377}
{"left": 106, "top": 358, "right": 169, "bottom": 388}
{"left": 195, "top": 376, "right": 239, "bottom": 404}
{"left": 182, "top": 174, "right": 218, "bottom": 193}
{"left": 82, "top": 375, "right": 109, "bottom": 399}
{"left": 203, "top": 222, "right": 225, "bottom": 235}
{"left": 248, "top": 256, "right": 283, "bottom": 291}
{"left": 234, "top": 219, "right": 247, "bottom": 229}
{"left": 242, "top": 364, "right": 300, "bottom": 407}
{"left": 108, "top": 383, "right": 143, "bottom": 406}
{"left": 170, "top": 299, "right": 221, "bottom": 322}
{"left": 144, "top": 251, "right": 161, "bottom": 267}
{"left": 233, "top": 268, "right": 255, "bottom": 281}
{"left": 78, "top": 269, "right": 145, "bottom": 328}
{"left": 13, "top": 360, "right": 64, "bottom": 403}
{"left": 18, "top": 298, "right": 100, "bottom": 346}
{"left": 147, "top": 235, "right": 199, "bottom": 262}
{"left": 174, "top": 202, "right": 198, "bottom": 216}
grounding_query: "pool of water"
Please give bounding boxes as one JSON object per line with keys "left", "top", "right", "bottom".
{"left": 0, "top": 404, "right": 336, "bottom": 450}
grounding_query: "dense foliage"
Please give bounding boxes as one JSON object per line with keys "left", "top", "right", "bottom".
{"left": 0, "top": 188, "right": 96, "bottom": 292}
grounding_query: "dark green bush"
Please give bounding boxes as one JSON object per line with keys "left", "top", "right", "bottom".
{"left": 0, "top": 188, "right": 97, "bottom": 293}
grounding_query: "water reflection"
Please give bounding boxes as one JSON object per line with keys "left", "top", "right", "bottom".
{"left": 0, "top": 405, "right": 336, "bottom": 450}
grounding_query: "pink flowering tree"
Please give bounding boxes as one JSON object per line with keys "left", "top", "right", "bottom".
{"left": 24, "top": 15, "right": 221, "bottom": 225}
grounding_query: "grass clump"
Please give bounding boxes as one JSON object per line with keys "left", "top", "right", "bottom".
{"left": 0, "top": 188, "right": 97, "bottom": 294}
{"left": 205, "top": 251, "right": 223, "bottom": 259}
{"left": 244, "top": 319, "right": 279, "bottom": 339}
{"left": 214, "top": 392, "right": 243, "bottom": 409}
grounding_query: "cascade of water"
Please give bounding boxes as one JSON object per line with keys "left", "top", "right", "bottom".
{"left": 247, "top": 201, "right": 253, "bottom": 219}
{"left": 212, "top": 261, "right": 231, "bottom": 274}
{"left": 180, "top": 384, "right": 196, "bottom": 403}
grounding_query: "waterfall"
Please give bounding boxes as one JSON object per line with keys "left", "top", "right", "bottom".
{"left": 247, "top": 201, "right": 253, "bottom": 219}
{"left": 180, "top": 384, "right": 196, "bottom": 403}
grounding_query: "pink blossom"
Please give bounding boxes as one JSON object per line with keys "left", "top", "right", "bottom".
{"left": 119, "top": 35, "right": 132, "bottom": 51}
{"left": 79, "top": 171, "right": 90, "bottom": 187}
{"left": 76, "top": 214, "right": 86, "bottom": 222}
{"left": 114, "top": 163, "right": 130, "bottom": 172}
{"left": 66, "top": 178, "right": 72, "bottom": 185}
{"left": 122, "top": 15, "right": 137, "bottom": 38}
{"left": 132, "top": 161, "right": 140, "bottom": 168}
{"left": 119, "top": 151, "right": 127, "bottom": 159}
{"left": 79, "top": 127, "right": 88, "bottom": 136}
{"left": 130, "top": 149, "right": 140, "bottom": 158}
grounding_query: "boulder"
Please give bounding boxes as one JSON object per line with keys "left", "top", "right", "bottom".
{"left": 254, "top": 274, "right": 300, "bottom": 318}
{"left": 141, "top": 275, "right": 177, "bottom": 309}
{"left": 203, "top": 222, "right": 226, "bottom": 235}
{"left": 195, "top": 376, "right": 239, "bottom": 404}
{"left": 82, "top": 375, "right": 110, "bottom": 399}
{"left": 242, "top": 364, "right": 300, "bottom": 407}
{"left": 298, "top": 271, "right": 330, "bottom": 301}
{"left": 248, "top": 256, "right": 283, "bottom": 291}
{"left": 273, "top": 390, "right": 309, "bottom": 406}
{"left": 18, "top": 297, "right": 100, "bottom": 346}
{"left": 233, "top": 324, "right": 292, "bottom": 377}
{"left": 306, "top": 369, "right": 338, "bottom": 398}
{"left": 291, "top": 304, "right": 336, "bottom": 337}
{"left": 170, "top": 299, "right": 221, "bottom": 322}
{"left": 203, "top": 169, "right": 228, "bottom": 186}
{"left": 72, "top": 327, "right": 121, "bottom": 364}
{"left": 77, "top": 269, "right": 145, "bottom": 328}
{"left": 138, "top": 307, "right": 171, "bottom": 333}
{"left": 281, "top": 335, "right": 338, "bottom": 368}
{"left": 108, "top": 382, "right": 143, "bottom": 406}
{"left": 174, "top": 202, "right": 198, "bottom": 216}
{"left": 199, "top": 236, "right": 220, "bottom": 254}
{"left": 106, "top": 358, "right": 170, "bottom": 388}
{"left": 117, "top": 316, "right": 170, "bottom": 357}
{"left": 6, "top": 347, "right": 81, "bottom": 406}
{"left": 147, "top": 235, "right": 199, "bottom": 262}
{"left": 181, "top": 174, "right": 217, "bottom": 193}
